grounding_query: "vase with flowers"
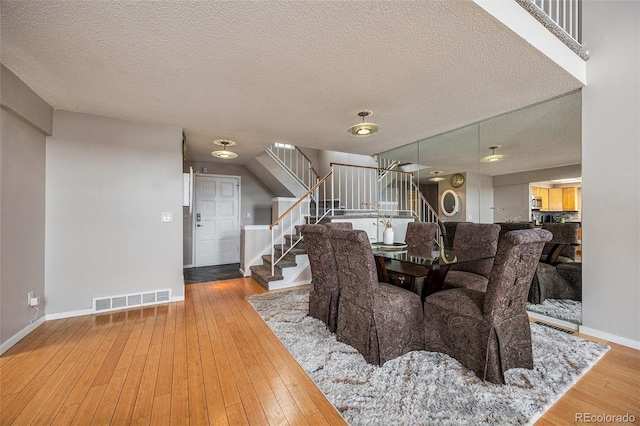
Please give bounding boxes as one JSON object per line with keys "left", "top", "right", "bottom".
{"left": 362, "top": 202, "right": 395, "bottom": 244}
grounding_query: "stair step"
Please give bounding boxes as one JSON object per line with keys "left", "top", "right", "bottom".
{"left": 250, "top": 265, "right": 284, "bottom": 289}
{"left": 284, "top": 234, "right": 303, "bottom": 244}
{"left": 262, "top": 254, "right": 296, "bottom": 269}
{"left": 274, "top": 244, "right": 306, "bottom": 257}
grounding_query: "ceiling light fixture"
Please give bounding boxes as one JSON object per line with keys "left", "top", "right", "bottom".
{"left": 347, "top": 110, "right": 380, "bottom": 137}
{"left": 428, "top": 171, "right": 446, "bottom": 182}
{"left": 481, "top": 145, "right": 508, "bottom": 162}
{"left": 211, "top": 139, "right": 238, "bottom": 159}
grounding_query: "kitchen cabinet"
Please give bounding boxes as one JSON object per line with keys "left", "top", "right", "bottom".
{"left": 549, "top": 188, "right": 563, "bottom": 211}
{"left": 531, "top": 186, "right": 550, "bottom": 211}
{"left": 562, "top": 187, "right": 578, "bottom": 211}
{"left": 539, "top": 188, "right": 549, "bottom": 211}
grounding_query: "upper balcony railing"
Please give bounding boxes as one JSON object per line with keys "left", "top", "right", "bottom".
{"left": 517, "top": 0, "right": 587, "bottom": 59}
{"left": 266, "top": 142, "right": 319, "bottom": 192}
{"left": 530, "top": 0, "right": 581, "bottom": 44}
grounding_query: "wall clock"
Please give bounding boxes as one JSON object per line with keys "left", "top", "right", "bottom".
{"left": 450, "top": 173, "right": 465, "bottom": 188}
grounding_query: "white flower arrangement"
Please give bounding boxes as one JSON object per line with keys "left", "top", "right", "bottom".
{"left": 490, "top": 203, "right": 529, "bottom": 223}
{"left": 362, "top": 202, "right": 394, "bottom": 228}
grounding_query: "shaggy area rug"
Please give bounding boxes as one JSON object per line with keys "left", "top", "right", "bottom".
{"left": 247, "top": 288, "right": 609, "bottom": 426}
{"left": 527, "top": 299, "right": 582, "bottom": 324}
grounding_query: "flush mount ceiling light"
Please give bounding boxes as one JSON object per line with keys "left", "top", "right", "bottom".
{"left": 481, "top": 145, "right": 508, "bottom": 162}
{"left": 428, "top": 171, "right": 446, "bottom": 182}
{"left": 347, "top": 110, "right": 381, "bottom": 137}
{"left": 211, "top": 139, "right": 238, "bottom": 159}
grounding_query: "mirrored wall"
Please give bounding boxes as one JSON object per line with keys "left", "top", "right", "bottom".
{"left": 379, "top": 91, "right": 582, "bottom": 324}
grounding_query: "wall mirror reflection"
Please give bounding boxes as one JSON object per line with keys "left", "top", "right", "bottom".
{"left": 378, "top": 91, "right": 582, "bottom": 325}
{"left": 440, "top": 190, "right": 459, "bottom": 217}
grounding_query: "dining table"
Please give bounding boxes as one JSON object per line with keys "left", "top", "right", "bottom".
{"left": 371, "top": 242, "right": 494, "bottom": 302}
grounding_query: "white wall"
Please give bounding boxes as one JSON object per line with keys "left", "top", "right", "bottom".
{"left": 492, "top": 183, "right": 531, "bottom": 223}
{"left": 581, "top": 1, "right": 640, "bottom": 344}
{"left": 0, "top": 65, "right": 53, "bottom": 345}
{"left": 45, "top": 111, "right": 184, "bottom": 315}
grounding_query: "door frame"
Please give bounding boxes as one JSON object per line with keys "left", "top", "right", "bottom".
{"left": 191, "top": 173, "right": 242, "bottom": 267}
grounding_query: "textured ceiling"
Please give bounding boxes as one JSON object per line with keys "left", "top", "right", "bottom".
{"left": 1, "top": 1, "right": 583, "bottom": 168}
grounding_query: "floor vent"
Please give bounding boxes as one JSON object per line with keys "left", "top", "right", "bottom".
{"left": 93, "top": 289, "right": 172, "bottom": 313}
{"left": 534, "top": 321, "right": 575, "bottom": 334}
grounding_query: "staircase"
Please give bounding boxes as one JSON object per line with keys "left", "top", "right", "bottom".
{"left": 250, "top": 232, "right": 307, "bottom": 289}
{"left": 248, "top": 146, "right": 440, "bottom": 290}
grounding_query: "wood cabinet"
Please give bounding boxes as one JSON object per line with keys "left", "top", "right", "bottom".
{"left": 549, "top": 188, "right": 563, "bottom": 211}
{"left": 539, "top": 188, "right": 549, "bottom": 211}
{"left": 531, "top": 186, "right": 550, "bottom": 211}
{"left": 532, "top": 186, "right": 579, "bottom": 211}
{"left": 562, "top": 187, "right": 578, "bottom": 211}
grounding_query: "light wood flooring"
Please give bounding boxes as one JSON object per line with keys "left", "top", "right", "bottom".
{"left": 1, "top": 277, "right": 638, "bottom": 425}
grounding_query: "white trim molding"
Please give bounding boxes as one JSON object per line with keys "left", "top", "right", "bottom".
{"left": 527, "top": 311, "right": 579, "bottom": 331}
{"left": 579, "top": 326, "right": 640, "bottom": 350}
{"left": 0, "top": 316, "right": 46, "bottom": 355}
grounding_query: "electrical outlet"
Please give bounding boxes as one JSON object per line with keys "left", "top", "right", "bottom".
{"left": 27, "top": 291, "right": 34, "bottom": 306}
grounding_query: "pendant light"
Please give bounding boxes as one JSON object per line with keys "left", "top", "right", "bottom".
{"left": 347, "top": 111, "right": 381, "bottom": 137}
{"left": 428, "top": 171, "right": 445, "bottom": 182}
{"left": 211, "top": 139, "right": 238, "bottom": 159}
{"left": 481, "top": 145, "right": 507, "bottom": 162}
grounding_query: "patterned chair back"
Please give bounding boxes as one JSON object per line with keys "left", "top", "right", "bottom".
{"left": 450, "top": 223, "right": 500, "bottom": 278}
{"left": 328, "top": 229, "right": 378, "bottom": 311}
{"left": 497, "top": 222, "right": 534, "bottom": 243}
{"left": 541, "top": 223, "right": 579, "bottom": 261}
{"left": 483, "top": 229, "right": 552, "bottom": 321}
{"left": 324, "top": 222, "right": 353, "bottom": 230}
{"left": 405, "top": 221, "right": 438, "bottom": 258}
{"left": 298, "top": 224, "right": 340, "bottom": 329}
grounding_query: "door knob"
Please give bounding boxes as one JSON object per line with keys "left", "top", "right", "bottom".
{"left": 197, "top": 224, "right": 203, "bottom": 227}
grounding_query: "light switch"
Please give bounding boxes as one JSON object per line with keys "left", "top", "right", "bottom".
{"left": 246, "top": 213, "right": 251, "bottom": 218}
{"left": 161, "top": 212, "right": 173, "bottom": 222}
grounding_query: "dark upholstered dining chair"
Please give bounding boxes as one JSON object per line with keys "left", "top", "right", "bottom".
{"left": 424, "top": 229, "right": 552, "bottom": 384}
{"left": 405, "top": 221, "right": 439, "bottom": 258}
{"left": 328, "top": 228, "right": 424, "bottom": 365}
{"left": 529, "top": 222, "right": 581, "bottom": 304}
{"left": 324, "top": 221, "right": 353, "bottom": 230}
{"left": 497, "top": 222, "right": 534, "bottom": 242}
{"left": 539, "top": 222, "right": 579, "bottom": 263}
{"left": 442, "top": 223, "right": 500, "bottom": 292}
{"left": 441, "top": 221, "right": 470, "bottom": 249}
{"left": 298, "top": 224, "right": 341, "bottom": 332}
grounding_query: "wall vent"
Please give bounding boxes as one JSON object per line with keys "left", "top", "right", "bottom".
{"left": 92, "top": 289, "right": 173, "bottom": 314}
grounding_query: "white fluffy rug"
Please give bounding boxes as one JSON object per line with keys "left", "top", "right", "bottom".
{"left": 527, "top": 299, "right": 582, "bottom": 324}
{"left": 247, "top": 288, "right": 609, "bottom": 426}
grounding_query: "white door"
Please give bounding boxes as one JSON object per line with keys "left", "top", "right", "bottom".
{"left": 194, "top": 175, "right": 240, "bottom": 266}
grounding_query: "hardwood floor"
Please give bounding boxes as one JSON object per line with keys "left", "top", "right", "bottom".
{"left": 1, "top": 277, "right": 638, "bottom": 425}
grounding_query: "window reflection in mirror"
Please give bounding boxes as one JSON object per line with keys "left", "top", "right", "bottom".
{"left": 378, "top": 91, "right": 582, "bottom": 325}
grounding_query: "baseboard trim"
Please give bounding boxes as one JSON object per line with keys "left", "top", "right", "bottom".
{"left": 578, "top": 326, "right": 640, "bottom": 350}
{"left": 2, "top": 296, "right": 185, "bottom": 355}
{"left": 46, "top": 308, "right": 93, "bottom": 321}
{"left": 0, "top": 316, "right": 46, "bottom": 355}
{"left": 527, "top": 311, "right": 579, "bottom": 331}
